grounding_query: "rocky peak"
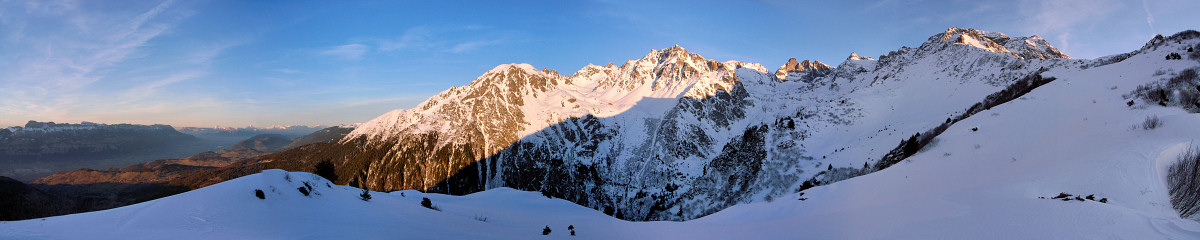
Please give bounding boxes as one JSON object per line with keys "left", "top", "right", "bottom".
{"left": 921, "top": 27, "right": 1069, "bottom": 59}
{"left": 846, "top": 52, "right": 876, "bottom": 61}
{"left": 774, "top": 58, "right": 833, "bottom": 80}
{"left": 924, "top": 27, "right": 1010, "bottom": 55}
{"left": 469, "top": 63, "right": 561, "bottom": 94}
{"left": 998, "top": 35, "right": 1070, "bottom": 59}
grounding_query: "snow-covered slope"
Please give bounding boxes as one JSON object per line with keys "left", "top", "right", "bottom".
{"left": 5, "top": 29, "right": 1200, "bottom": 239}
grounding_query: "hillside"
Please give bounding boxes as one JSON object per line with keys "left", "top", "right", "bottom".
{"left": 0, "top": 126, "right": 354, "bottom": 221}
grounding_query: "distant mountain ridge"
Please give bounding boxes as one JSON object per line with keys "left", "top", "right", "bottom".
{"left": 178, "top": 125, "right": 327, "bottom": 139}
{"left": 0, "top": 121, "right": 208, "bottom": 181}
{"left": 0, "top": 126, "right": 355, "bottom": 221}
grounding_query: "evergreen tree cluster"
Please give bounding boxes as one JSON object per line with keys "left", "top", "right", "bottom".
{"left": 1167, "top": 52, "right": 1183, "bottom": 60}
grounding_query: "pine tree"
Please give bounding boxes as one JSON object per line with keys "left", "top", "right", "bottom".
{"left": 543, "top": 226, "right": 552, "bottom": 235}
{"left": 903, "top": 134, "right": 921, "bottom": 156}
{"left": 313, "top": 160, "right": 338, "bottom": 182}
{"left": 360, "top": 189, "right": 372, "bottom": 201}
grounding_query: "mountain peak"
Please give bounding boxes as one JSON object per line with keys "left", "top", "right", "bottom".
{"left": 922, "top": 27, "right": 1069, "bottom": 59}
{"left": 846, "top": 52, "right": 876, "bottom": 61}
{"left": 639, "top": 45, "right": 701, "bottom": 64}
{"left": 774, "top": 58, "right": 833, "bottom": 80}
{"left": 485, "top": 63, "right": 541, "bottom": 76}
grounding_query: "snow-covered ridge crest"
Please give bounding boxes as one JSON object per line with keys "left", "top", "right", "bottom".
{"left": 924, "top": 27, "right": 1070, "bottom": 60}
{"left": 344, "top": 45, "right": 760, "bottom": 145}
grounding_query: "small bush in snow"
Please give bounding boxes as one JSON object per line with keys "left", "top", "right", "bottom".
{"left": 1142, "top": 115, "right": 1162, "bottom": 130}
{"left": 474, "top": 215, "right": 488, "bottom": 222}
{"left": 360, "top": 189, "right": 371, "bottom": 201}
{"left": 255, "top": 189, "right": 265, "bottom": 199}
{"left": 1129, "top": 68, "right": 1200, "bottom": 112}
{"left": 297, "top": 187, "right": 309, "bottom": 196}
{"left": 421, "top": 197, "right": 439, "bottom": 211}
{"left": 1168, "top": 146, "right": 1200, "bottom": 219}
{"left": 542, "top": 226, "right": 552, "bottom": 235}
{"left": 1167, "top": 52, "right": 1183, "bottom": 60}
{"left": 569, "top": 225, "right": 575, "bottom": 236}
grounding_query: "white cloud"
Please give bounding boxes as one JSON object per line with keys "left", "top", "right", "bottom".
{"left": 319, "top": 43, "right": 369, "bottom": 60}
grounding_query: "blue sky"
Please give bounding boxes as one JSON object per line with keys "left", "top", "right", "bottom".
{"left": 2, "top": 0, "right": 1198, "bottom": 128}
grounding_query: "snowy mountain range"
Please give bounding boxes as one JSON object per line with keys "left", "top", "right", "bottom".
{"left": 316, "top": 27, "right": 1079, "bottom": 221}
{"left": 4, "top": 27, "right": 1200, "bottom": 238}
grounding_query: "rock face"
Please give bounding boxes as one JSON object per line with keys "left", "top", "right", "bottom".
{"left": 925, "top": 27, "right": 1070, "bottom": 60}
{"left": 239, "top": 28, "right": 1088, "bottom": 221}
{"left": 774, "top": 58, "right": 833, "bottom": 81}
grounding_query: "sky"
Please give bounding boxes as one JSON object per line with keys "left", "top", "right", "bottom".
{"left": 1, "top": 0, "right": 1198, "bottom": 128}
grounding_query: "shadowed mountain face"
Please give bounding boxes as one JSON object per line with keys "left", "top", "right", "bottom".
{"left": 202, "top": 28, "right": 1097, "bottom": 221}
{"left": 0, "top": 176, "right": 66, "bottom": 221}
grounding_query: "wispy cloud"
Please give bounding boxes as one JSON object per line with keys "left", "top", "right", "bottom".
{"left": 1017, "top": 0, "right": 1120, "bottom": 52}
{"left": 117, "top": 70, "right": 206, "bottom": 105}
{"left": 446, "top": 39, "right": 505, "bottom": 53}
{"left": 1141, "top": 0, "right": 1156, "bottom": 33}
{"left": 319, "top": 43, "right": 369, "bottom": 60}
{"left": 378, "top": 26, "right": 435, "bottom": 52}
{"left": 0, "top": 0, "right": 207, "bottom": 126}
{"left": 367, "top": 25, "right": 509, "bottom": 54}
